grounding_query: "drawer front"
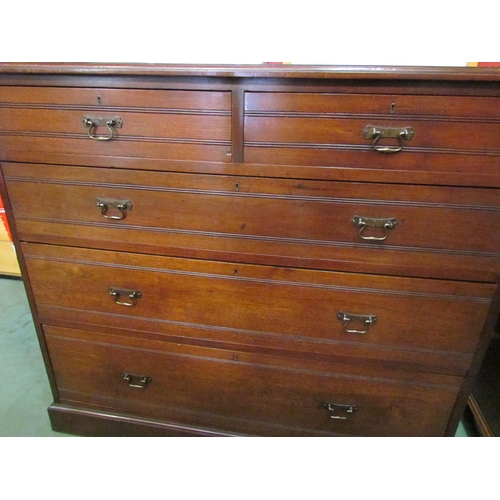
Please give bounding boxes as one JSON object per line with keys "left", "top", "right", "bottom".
{"left": 245, "top": 92, "right": 500, "bottom": 119}
{"left": 0, "top": 86, "right": 231, "bottom": 109}
{"left": 23, "top": 243, "right": 494, "bottom": 374}
{"left": 45, "top": 325, "right": 461, "bottom": 436}
{"left": 6, "top": 163, "right": 500, "bottom": 281}
{"left": 0, "top": 87, "right": 231, "bottom": 162}
{"left": 246, "top": 116, "right": 500, "bottom": 152}
{"left": 244, "top": 92, "right": 500, "bottom": 174}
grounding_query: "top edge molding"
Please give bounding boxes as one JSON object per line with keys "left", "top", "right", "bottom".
{"left": 0, "top": 63, "right": 499, "bottom": 81}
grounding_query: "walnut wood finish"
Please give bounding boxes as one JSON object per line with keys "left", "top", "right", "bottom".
{"left": 0, "top": 86, "right": 231, "bottom": 108}
{"left": 244, "top": 91, "right": 500, "bottom": 174}
{"left": 22, "top": 243, "right": 493, "bottom": 376}
{"left": 0, "top": 86, "right": 232, "bottom": 162}
{"left": 45, "top": 325, "right": 460, "bottom": 437}
{"left": 245, "top": 92, "right": 500, "bottom": 117}
{"left": 0, "top": 63, "right": 499, "bottom": 437}
{"left": 0, "top": 63, "right": 498, "bottom": 80}
{"left": 6, "top": 163, "right": 500, "bottom": 282}
{"left": 245, "top": 116, "right": 500, "bottom": 152}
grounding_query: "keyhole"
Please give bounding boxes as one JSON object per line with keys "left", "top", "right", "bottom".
{"left": 235, "top": 183, "right": 239, "bottom": 191}
{"left": 390, "top": 102, "right": 396, "bottom": 113}
{"left": 97, "top": 96, "right": 102, "bottom": 105}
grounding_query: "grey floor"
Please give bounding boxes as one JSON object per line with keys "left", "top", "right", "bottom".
{"left": 0, "top": 276, "right": 473, "bottom": 437}
{"left": 0, "top": 276, "right": 71, "bottom": 436}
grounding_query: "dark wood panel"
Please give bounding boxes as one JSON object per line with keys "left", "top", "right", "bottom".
{"left": 245, "top": 116, "right": 500, "bottom": 152}
{"left": 22, "top": 243, "right": 494, "bottom": 359}
{"left": 10, "top": 162, "right": 500, "bottom": 204}
{"left": 243, "top": 145, "right": 500, "bottom": 176}
{"left": 0, "top": 109, "right": 230, "bottom": 140}
{"left": 245, "top": 92, "right": 500, "bottom": 119}
{"left": 6, "top": 168, "right": 500, "bottom": 254}
{"left": 1, "top": 63, "right": 499, "bottom": 82}
{"left": 37, "top": 305, "right": 472, "bottom": 376}
{"left": 48, "top": 403, "right": 238, "bottom": 437}
{"left": 45, "top": 325, "right": 461, "bottom": 437}
{"left": 0, "top": 136, "right": 231, "bottom": 162}
{"left": 0, "top": 87, "right": 231, "bottom": 110}
{"left": 3, "top": 150, "right": 500, "bottom": 189}
{"left": 5, "top": 164, "right": 500, "bottom": 283}
{"left": 14, "top": 218, "right": 500, "bottom": 283}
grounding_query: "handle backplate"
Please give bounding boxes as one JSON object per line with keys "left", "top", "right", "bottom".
{"left": 109, "top": 287, "right": 142, "bottom": 306}
{"left": 122, "top": 372, "right": 152, "bottom": 389}
{"left": 364, "top": 125, "right": 414, "bottom": 153}
{"left": 83, "top": 116, "right": 123, "bottom": 141}
{"left": 96, "top": 198, "right": 133, "bottom": 220}
{"left": 352, "top": 215, "right": 397, "bottom": 241}
{"left": 337, "top": 311, "right": 377, "bottom": 334}
{"left": 323, "top": 402, "right": 358, "bottom": 420}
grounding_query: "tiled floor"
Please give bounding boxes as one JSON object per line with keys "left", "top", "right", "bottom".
{"left": 0, "top": 276, "right": 474, "bottom": 437}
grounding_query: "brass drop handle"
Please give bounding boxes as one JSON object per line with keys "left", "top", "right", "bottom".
{"left": 95, "top": 198, "right": 133, "bottom": 220}
{"left": 109, "top": 287, "right": 142, "bottom": 307}
{"left": 337, "top": 312, "right": 377, "bottom": 334}
{"left": 323, "top": 402, "right": 357, "bottom": 420}
{"left": 122, "top": 372, "right": 152, "bottom": 389}
{"left": 364, "top": 125, "right": 414, "bottom": 153}
{"left": 352, "top": 215, "right": 397, "bottom": 241}
{"left": 83, "top": 116, "right": 123, "bottom": 141}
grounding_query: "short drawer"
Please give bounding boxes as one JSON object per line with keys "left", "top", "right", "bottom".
{"left": 5, "top": 162, "right": 500, "bottom": 281}
{"left": 45, "top": 325, "right": 461, "bottom": 436}
{"left": 0, "top": 86, "right": 231, "bottom": 162}
{"left": 23, "top": 243, "right": 495, "bottom": 375}
{"left": 244, "top": 92, "right": 500, "bottom": 176}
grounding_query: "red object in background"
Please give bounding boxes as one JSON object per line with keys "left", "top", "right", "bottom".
{"left": 0, "top": 196, "right": 13, "bottom": 241}
{"left": 477, "top": 63, "right": 500, "bottom": 67}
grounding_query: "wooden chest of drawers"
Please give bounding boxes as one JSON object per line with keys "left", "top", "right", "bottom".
{"left": 1, "top": 63, "right": 499, "bottom": 436}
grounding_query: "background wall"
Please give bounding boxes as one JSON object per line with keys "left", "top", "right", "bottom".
{"left": 2, "top": 1, "right": 497, "bottom": 66}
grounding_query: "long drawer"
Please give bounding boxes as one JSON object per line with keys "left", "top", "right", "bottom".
{"left": 6, "top": 163, "right": 500, "bottom": 281}
{"left": 0, "top": 87, "right": 232, "bottom": 162}
{"left": 44, "top": 325, "right": 461, "bottom": 437}
{"left": 22, "top": 243, "right": 495, "bottom": 375}
{"left": 244, "top": 92, "right": 500, "bottom": 175}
